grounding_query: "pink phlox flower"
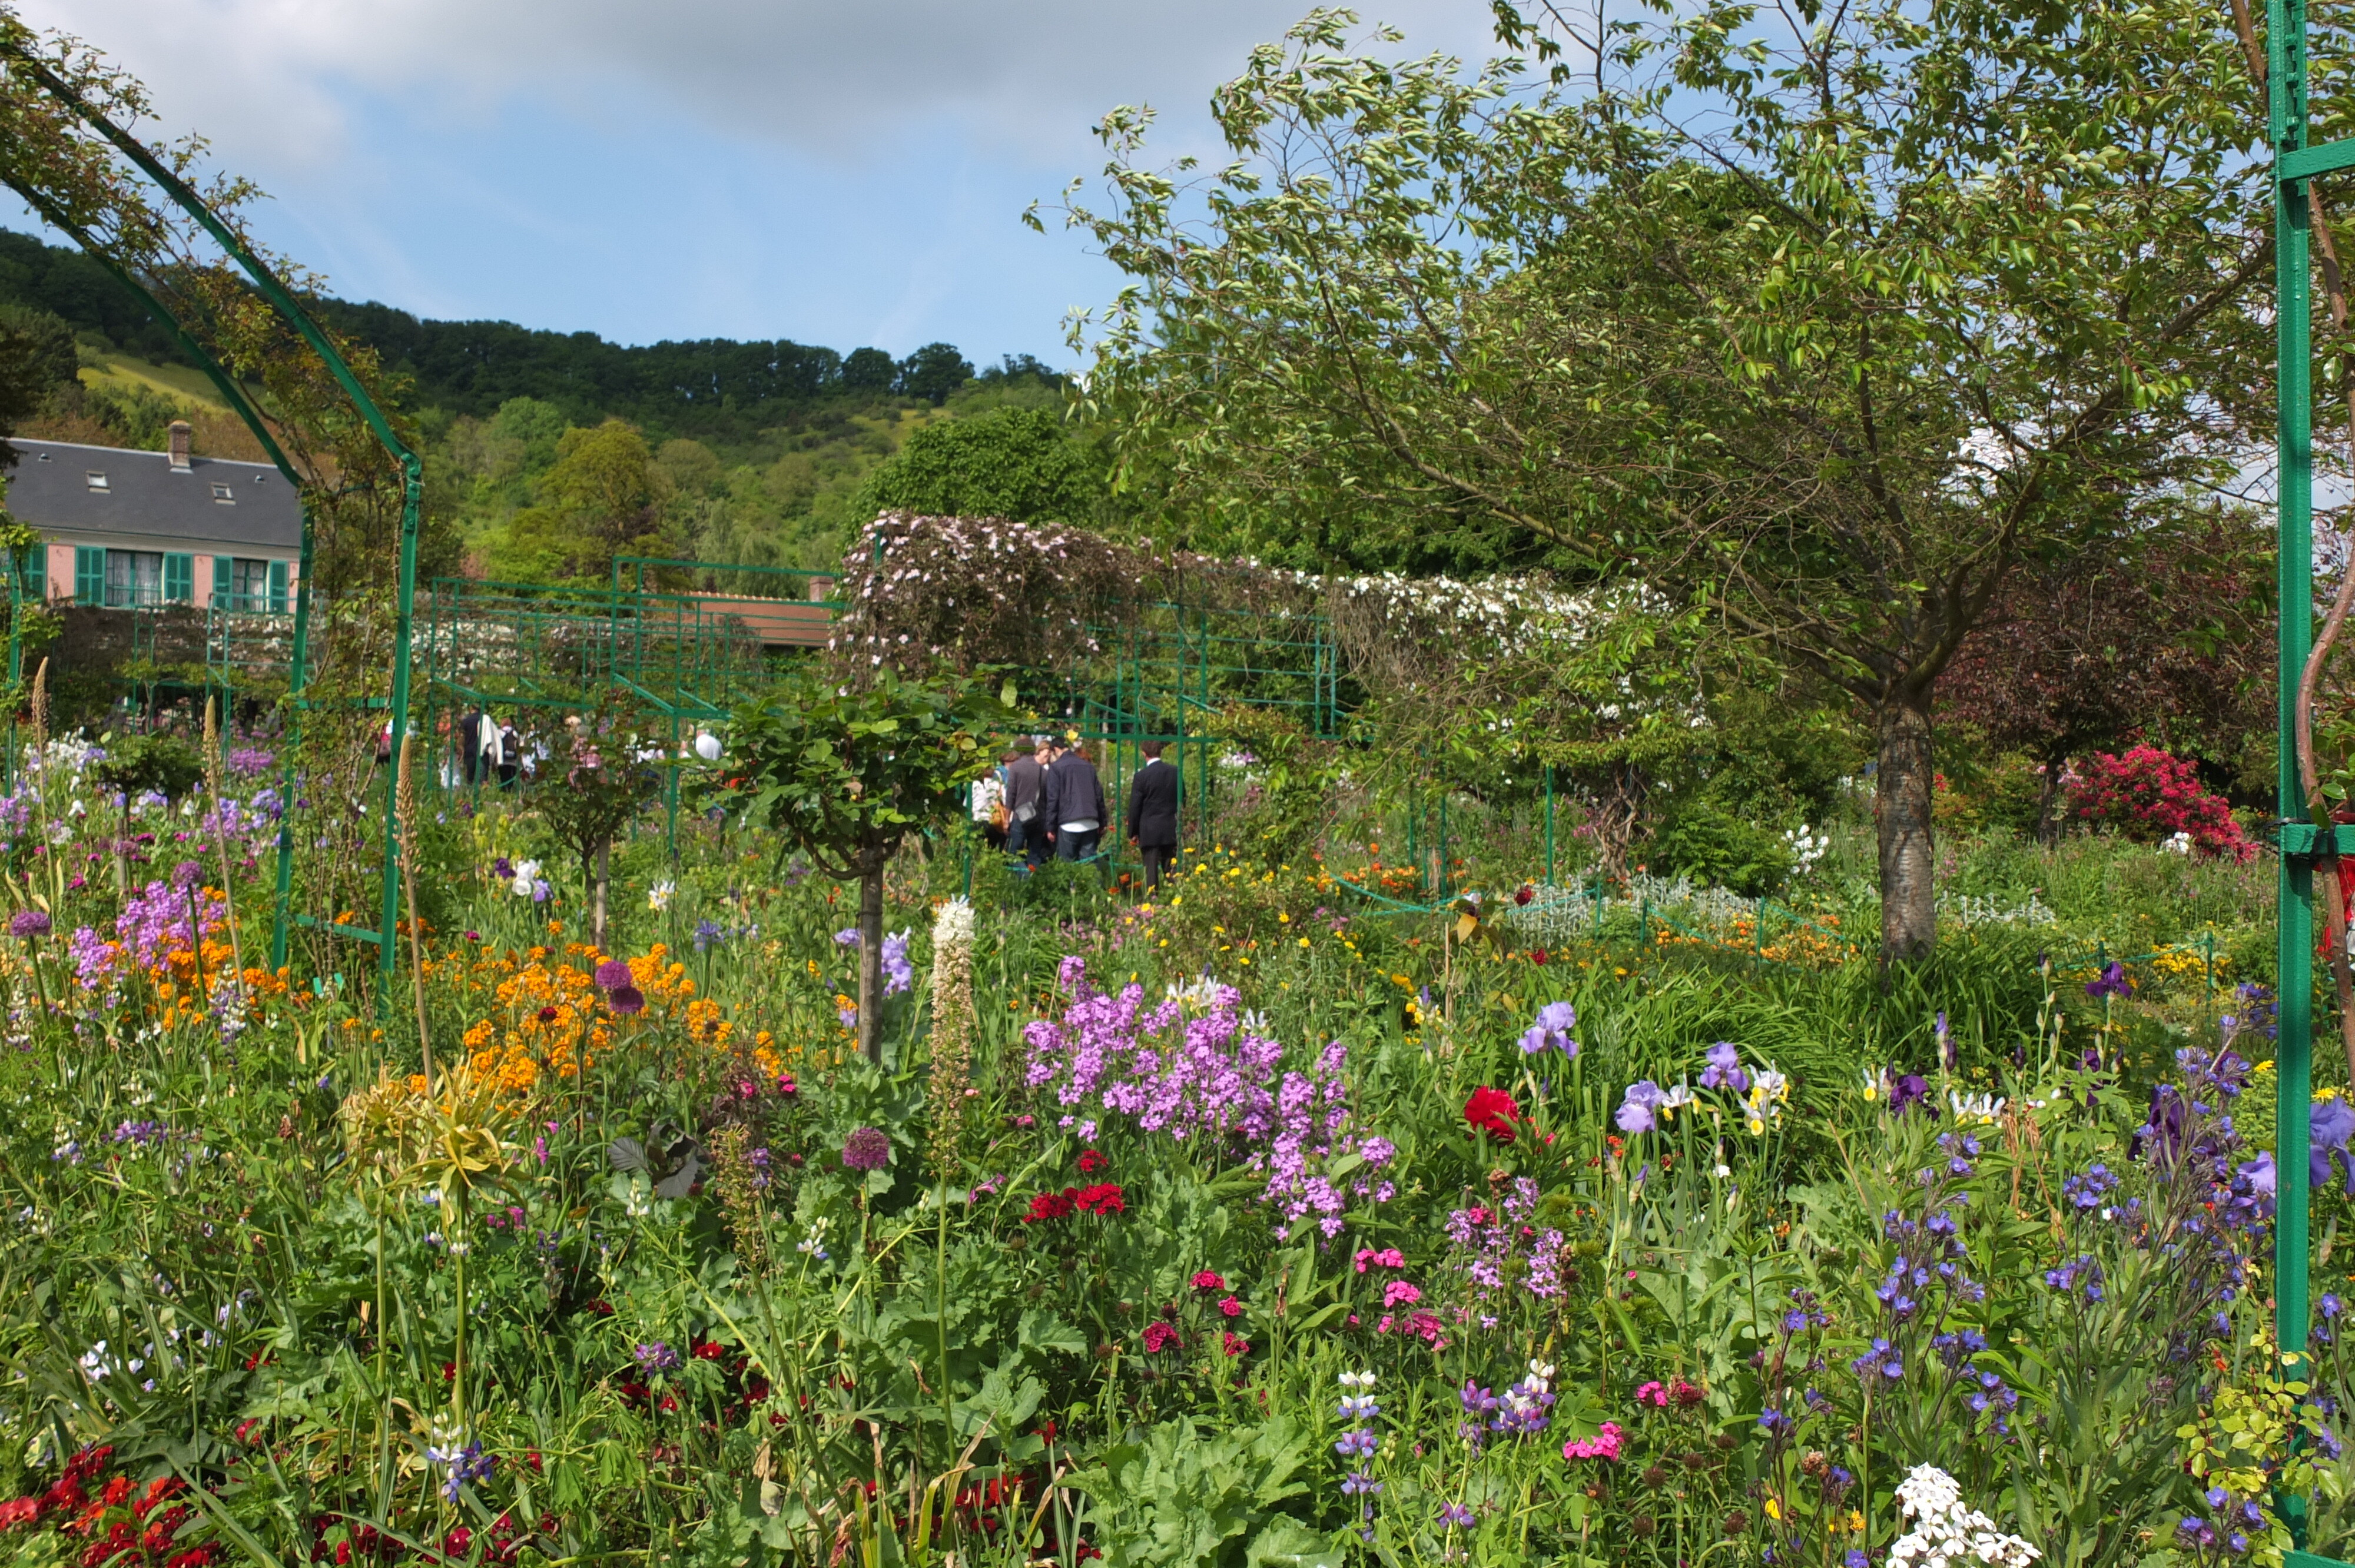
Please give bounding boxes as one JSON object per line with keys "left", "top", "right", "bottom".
{"left": 1562, "top": 1422, "right": 1625, "bottom": 1461}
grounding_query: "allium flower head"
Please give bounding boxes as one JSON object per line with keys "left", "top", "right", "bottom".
{"left": 8, "top": 908, "right": 49, "bottom": 938}
{"left": 594, "top": 959, "right": 633, "bottom": 989}
{"left": 841, "top": 1127, "right": 893, "bottom": 1171}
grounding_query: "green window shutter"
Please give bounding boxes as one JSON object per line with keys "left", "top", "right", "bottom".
{"left": 163, "top": 553, "right": 193, "bottom": 604}
{"left": 74, "top": 547, "right": 103, "bottom": 607}
{"left": 15, "top": 545, "right": 41, "bottom": 602}
{"left": 211, "top": 555, "right": 231, "bottom": 609}
{"left": 268, "top": 560, "right": 288, "bottom": 613}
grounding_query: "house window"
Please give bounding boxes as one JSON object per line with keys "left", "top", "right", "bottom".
{"left": 9, "top": 544, "right": 41, "bottom": 602}
{"left": 104, "top": 550, "right": 161, "bottom": 607}
{"left": 84, "top": 471, "right": 108, "bottom": 491}
{"left": 215, "top": 557, "right": 277, "bottom": 610}
{"left": 210, "top": 483, "right": 234, "bottom": 504}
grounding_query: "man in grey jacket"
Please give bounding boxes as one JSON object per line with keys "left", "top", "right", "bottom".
{"left": 1004, "top": 738, "right": 1049, "bottom": 870}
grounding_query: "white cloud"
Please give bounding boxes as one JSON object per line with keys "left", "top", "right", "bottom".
{"left": 16, "top": 0, "right": 1497, "bottom": 168}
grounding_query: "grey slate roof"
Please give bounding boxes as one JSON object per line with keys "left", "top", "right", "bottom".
{"left": 1, "top": 438, "right": 301, "bottom": 551}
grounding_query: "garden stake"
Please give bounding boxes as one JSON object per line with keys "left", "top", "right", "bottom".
{"left": 395, "top": 738, "right": 435, "bottom": 1091}
{"left": 203, "top": 696, "right": 245, "bottom": 986}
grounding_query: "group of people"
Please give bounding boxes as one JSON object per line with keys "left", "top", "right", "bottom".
{"left": 971, "top": 733, "right": 1181, "bottom": 889}
{"left": 455, "top": 709, "right": 525, "bottom": 788}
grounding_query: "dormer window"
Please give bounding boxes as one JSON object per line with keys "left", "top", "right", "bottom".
{"left": 85, "top": 471, "right": 107, "bottom": 491}
{"left": 210, "top": 483, "right": 234, "bottom": 504}
{"left": 35, "top": 452, "right": 49, "bottom": 461}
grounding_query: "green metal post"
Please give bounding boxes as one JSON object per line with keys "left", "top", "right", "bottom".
{"left": 2274, "top": 0, "right": 2318, "bottom": 1500}
{"left": 1544, "top": 763, "right": 1555, "bottom": 888}
{"left": 377, "top": 463, "right": 424, "bottom": 986}
{"left": 268, "top": 509, "right": 316, "bottom": 974}
{"left": 5, "top": 551, "right": 19, "bottom": 795}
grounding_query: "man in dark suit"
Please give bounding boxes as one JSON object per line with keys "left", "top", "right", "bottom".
{"left": 1126, "top": 739, "right": 1180, "bottom": 892}
{"left": 1043, "top": 736, "right": 1108, "bottom": 868}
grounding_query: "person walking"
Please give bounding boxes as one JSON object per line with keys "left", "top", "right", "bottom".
{"left": 1044, "top": 736, "right": 1107, "bottom": 868}
{"left": 1126, "top": 739, "right": 1180, "bottom": 892}
{"left": 1004, "top": 738, "right": 1049, "bottom": 869}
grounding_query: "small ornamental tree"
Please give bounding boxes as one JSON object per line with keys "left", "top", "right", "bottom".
{"left": 536, "top": 699, "right": 667, "bottom": 951}
{"left": 714, "top": 665, "right": 1024, "bottom": 1062}
{"left": 2067, "top": 746, "right": 2253, "bottom": 862}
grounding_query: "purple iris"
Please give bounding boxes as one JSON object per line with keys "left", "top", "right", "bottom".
{"left": 1519, "top": 1001, "right": 1578, "bottom": 1057}
{"left": 2086, "top": 961, "right": 2133, "bottom": 1001}
{"left": 2314, "top": 1097, "right": 2355, "bottom": 1191}
{"left": 1889, "top": 1075, "right": 1931, "bottom": 1115}
{"left": 1700, "top": 1042, "right": 1749, "bottom": 1094}
{"left": 1616, "top": 1081, "right": 1664, "bottom": 1134}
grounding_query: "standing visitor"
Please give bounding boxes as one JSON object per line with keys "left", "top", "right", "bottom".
{"left": 1004, "top": 739, "right": 1048, "bottom": 869}
{"left": 458, "top": 707, "right": 485, "bottom": 785}
{"left": 1126, "top": 739, "right": 1180, "bottom": 892}
{"left": 972, "top": 756, "right": 1007, "bottom": 853}
{"left": 1044, "top": 736, "right": 1107, "bottom": 868}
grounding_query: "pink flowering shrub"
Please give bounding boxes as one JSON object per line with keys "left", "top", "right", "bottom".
{"left": 2066, "top": 746, "right": 2252, "bottom": 861}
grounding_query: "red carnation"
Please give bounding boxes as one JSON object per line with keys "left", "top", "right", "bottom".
{"left": 1077, "top": 1148, "right": 1109, "bottom": 1174}
{"left": 1190, "top": 1270, "right": 1226, "bottom": 1291}
{"left": 1463, "top": 1087, "right": 1520, "bottom": 1142}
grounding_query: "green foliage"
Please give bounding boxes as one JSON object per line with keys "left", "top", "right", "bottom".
{"left": 1067, "top": 1416, "right": 1322, "bottom": 1567}
{"left": 1646, "top": 798, "right": 1792, "bottom": 896}
{"left": 853, "top": 407, "right": 1100, "bottom": 524}
{"left": 0, "top": 303, "right": 77, "bottom": 434}
{"left": 717, "top": 667, "right": 1024, "bottom": 881}
{"left": 87, "top": 733, "right": 201, "bottom": 800}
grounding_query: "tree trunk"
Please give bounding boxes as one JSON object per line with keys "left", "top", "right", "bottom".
{"left": 592, "top": 841, "right": 611, "bottom": 952}
{"left": 1876, "top": 687, "right": 1937, "bottom": 961}
{"left": 857, "top": 852, "right": 885, "bottom": 1065}
{"left": 2033, "top": 752, "right": 2064, "bottom": 846}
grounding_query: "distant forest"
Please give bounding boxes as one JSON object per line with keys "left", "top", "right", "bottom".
{"left": 0, "top": 226, "right": 1096, "bottom": 580}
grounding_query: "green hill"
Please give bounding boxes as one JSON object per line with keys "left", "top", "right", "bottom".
{"left": 0, "top": 226, "right": 1076, "bottom": 578}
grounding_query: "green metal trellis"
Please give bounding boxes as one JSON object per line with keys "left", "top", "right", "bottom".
{"left": 2274, "top": 0, "right": 2344, "bottom": 1551}
{"left": 0, "top": 45, "right": 423, "bottom": 990}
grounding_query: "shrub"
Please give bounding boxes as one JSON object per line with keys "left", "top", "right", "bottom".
{"left": 2066, "top": 745, "right": 2252, "bottom": 861}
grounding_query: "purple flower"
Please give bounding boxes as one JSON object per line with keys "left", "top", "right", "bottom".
{"left": 595, "top": 959, "right": 633, "bottom": 990}
{"left": 1889, "top": 1074, "right": 1931, "bottom": 1115}
{"left": 1935, "top": 1011, "right": 1955, "bottom": 1072}
{"left": 2313, "top": 1097, "right": 2355, "bottom": 1191}
{"left": 608, "top": 985, "right": 646, "bottom": 1015}
{"left": 1700, "top": 1042, "right": 1749, "bottom": 1094}
{"left": 842, "top": 1127, "right": 893, "bottom": 1171}
{"left": 1518, "top": 1001, "right": 1578, "bottom": 1057}
{"left": 695, "top": 919, "right": 725, "bottom": 953}
{"left": 633, "top": 1341, "right": 680, "bottom": 1372}
{"left": 2086, "top": 961, "right": 2134, "bottom": 1000}
{"left": 834, "top": 928, "right": 859, "bottom": 946}
{"left": 8, "top": 909, "right": 50, "bottom": 939}
{"left": 1439, "top": 1503, "right": 1475, "bottom": 1529}
{"left": 1616, "top": 1080, "right": 1663, "bottom": 1134}
{"left": 170, "top": 860, "right": 204, "bottom": 892}
{"left": 882, "top": 929, "right": 914, "bottom": 996}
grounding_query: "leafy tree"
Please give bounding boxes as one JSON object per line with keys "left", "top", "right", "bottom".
{"left": 0, "top": 301, "right": 75, "bottom": 451}
{"left": 1938, "top": 517, "right": 2273, "bottom": 838}
{"left": 715, "top": 665, "right": 1024, "bottom": 1062}
{"left": 842, "top": 347, "right": 898, "bottom": 396}
{"left": 536, "top": 703, "right": 666, "bottom": 951}
{"left": 1053, "top": 6, "right": 2268, "bottom": 958}
{"left": 895, "top": 342, "right": 976, "bottom": 406}
{"left": 853, "top": 407, "right": 1100, "bottom": 523}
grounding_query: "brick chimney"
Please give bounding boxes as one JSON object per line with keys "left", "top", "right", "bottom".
{"left": 167, "top": 420, "right": 192, "bottom": 472}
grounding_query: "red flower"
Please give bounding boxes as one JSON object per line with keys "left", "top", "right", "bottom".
{"left": 1222, "top": 1330, "right": 1252, "bottom": 1357}
{"left": 1073, "top": 1182, "right": 1126, "bottom": 1215}
{"left": 1142, "top": 1321, "right": 1180, "bottom": 1353}
{"left": 1529, "top": 948, "right": 1548, "bottom": 965}
{"left": 1077, "top": 1148, "right": 1109, "bottom": 1175}
{"left": 1190, "top": 1270, "right": 1226, "bottom": 1291}
{"left": 1218, "top": 1295, "right": 1243, "bottom": 1318}
{"left": 1022, "top": 1191, "right": 1076, "bottom": 1224}
{"left": 1463, "top": 1087, "right": 1520, "bottom": 1142}
{"left": 693, "top": 1341, "right": 728, "bottom": 1361}
{"left": 1515, "top": 883, "right": 1534, "bottom": 905}
{"left": 0, "top": 1497, "right": 40, "bottom": 1528}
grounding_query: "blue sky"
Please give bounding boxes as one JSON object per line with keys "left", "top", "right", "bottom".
{"left": 4, "top": 0, "right": 1493, "bottom": 368}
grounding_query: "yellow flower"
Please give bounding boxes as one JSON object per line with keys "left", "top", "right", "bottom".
{"left": 1764, "top": 1500, "right": 1781, "bottom": 1522}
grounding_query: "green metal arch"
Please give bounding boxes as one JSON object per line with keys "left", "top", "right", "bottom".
{"left": 0, "top": 40, "right": 422, "bottom": 985}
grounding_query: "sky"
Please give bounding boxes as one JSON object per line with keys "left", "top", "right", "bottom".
{"left": 1, "top": 0, "right": 1498, "bottom": 368}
